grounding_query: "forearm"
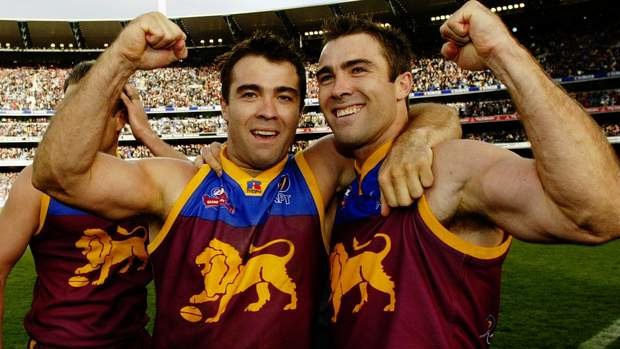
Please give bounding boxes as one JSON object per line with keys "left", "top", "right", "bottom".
{"left": 33, "top": 49, "right": 134, "bottom": 193}
{"left": 137, "top": 131, "right": 188, "bottom": 160}
{"left": 407, "top": 103, "right": 461, "bottom": 147}
{"left": 489, "top": 42, "right": 620, "bottom": 234}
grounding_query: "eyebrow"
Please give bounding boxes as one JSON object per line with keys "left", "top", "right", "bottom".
{"left": 316, "top": 58, "right": 375, "bottom": 77}
{"left": 236, "top": 84, "right": 260, "bottom": 94}
{"left": 275, "top": 86, "right": 298, "bottom": 96}
{"left": 236, "top": 84, "right": 298, "bottom": 96}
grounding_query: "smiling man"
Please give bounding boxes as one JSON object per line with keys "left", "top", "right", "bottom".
{"left": 316, "top": 3, "right": 620, "bottom": 348}
{"left": 30, "top": 13, "right": 459, "bottom": 348}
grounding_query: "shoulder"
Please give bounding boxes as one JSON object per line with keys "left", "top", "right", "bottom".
{"left": 432, "top": 139, "right": 519, "bottom": 180}
{"left": 426, "top": 140, "right": 520, "bottom": 221}
{"left": 134, "top": 157, "right": 200, "bottom": 216}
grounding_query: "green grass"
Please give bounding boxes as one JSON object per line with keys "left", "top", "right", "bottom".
{"left": 4, "top": 241, "right": 620, "bottom": 348}
{"left": 494, "top": 240, "right": 620, "bottom": 348}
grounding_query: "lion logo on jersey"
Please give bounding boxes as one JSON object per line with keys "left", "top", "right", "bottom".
{"left": 70, "top": 226, "right": 148, "bottom": 287}
{"left": 184, "top": 238, "right": 297, "bottom": 323}
{"left": 329, "top": 233, "right": 396, "bottom": 322}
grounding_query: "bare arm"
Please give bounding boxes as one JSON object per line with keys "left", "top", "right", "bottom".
{"left": 429, "top": 140, "right": 596, "bottom": 244}
{"left": 435, "top": 1, "right": 620, "bottom": 243}
{"left": 121, "top": 84, "right": 188, "bottom": 160}
{"left": 0, "top": 168, "right": 41, "bottom": 347}
{"left": 379, "top": 103, "right": 461, "bottom": 213}
{"left": 32, "top": 13, "right": 193, "bottom": 221}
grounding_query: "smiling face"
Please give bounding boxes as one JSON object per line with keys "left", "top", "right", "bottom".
{"left": 317, "top": 33, "right": 411, "bottom": 158}
{"left": 221, "top": 55, "right": 301, "bottom": 173}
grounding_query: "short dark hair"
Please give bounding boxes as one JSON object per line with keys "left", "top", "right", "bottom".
{"left": 63, "top": 60, "right": 95, "bottom": 92}
{"left": 322, "top": 15, "right": 412, "bottom": 82}
{"left": 216, "top": 31, "right": 307, "bottom": 111}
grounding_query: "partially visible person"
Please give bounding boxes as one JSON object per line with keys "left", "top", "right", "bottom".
{"left": 31, "top": 15, "right": 460, "bottom": 348}
{"left": 316, "top": 4, "right": 620, "bottom": 348}
{"left": 0, "top": 60, "right": 185, "bottom": 349}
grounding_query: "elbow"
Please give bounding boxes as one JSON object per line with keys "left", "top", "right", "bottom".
{"left": 31, "top": 152, "right": 70, "bottom": 196}
{"left": 571, "top": 208, "right": 620, "bottom": 245}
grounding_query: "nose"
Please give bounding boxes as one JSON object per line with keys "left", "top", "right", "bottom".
{"left": 331, "top": 73, "right": 353, "bottom": 99}
{"left": 257, "top": 96, "right": 277, "bottom": 120}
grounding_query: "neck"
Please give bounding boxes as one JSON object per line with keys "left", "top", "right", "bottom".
{"left": 102, "top": 137, "right": 119, "bottom": 156}
{"left": 352, "top": 105, "right": 408, "bottom": 164}
{"left": 222, "top": 147, "right": 284, "bottom": 177}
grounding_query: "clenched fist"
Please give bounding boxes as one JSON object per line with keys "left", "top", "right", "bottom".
{"left": 440, "top": 1, "right": 516, "bottom": 71}
{"left": 111, "top": 12, "right": 188, "bottom": 71}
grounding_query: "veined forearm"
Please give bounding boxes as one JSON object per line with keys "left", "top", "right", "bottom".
{"left": 33, "top": 48, "right": 135, "bottom": 190}
{"left": 489, "top": 42, "right": 620, "bottom": 232}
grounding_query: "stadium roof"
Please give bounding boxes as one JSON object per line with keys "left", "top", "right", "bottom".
{"left": 0, "top": 0, "right": 607, "bottom": 51}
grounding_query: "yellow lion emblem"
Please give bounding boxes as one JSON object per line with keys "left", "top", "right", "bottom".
{"left": 70, "top": 226, "right": 148, "bottom": 286}
{"left": 186, "top": 238, "right": 297, "bottom": 323}
{"left": 330, "top": 233, "right": 396, "bottom": 322}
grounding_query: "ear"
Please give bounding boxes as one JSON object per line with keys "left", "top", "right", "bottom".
{"left": 114, "top": 109, "right": 128, "bottom": 132}
{"left": 220, "top": 98, "right": 230, "bottom": 122}
{"left": 394, "top": 71, "right": 413, "bottom": 101}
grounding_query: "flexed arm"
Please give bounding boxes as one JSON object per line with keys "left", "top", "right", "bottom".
{"left": 437, "top": 1, "right": 620, "bottom": 242}
{"left": 32, "top": 12, "right": 193, "bottom": 220}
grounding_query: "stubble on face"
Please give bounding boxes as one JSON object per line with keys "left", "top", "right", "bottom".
{"left": 317, "top": 33, "right": 401, "bottom": 158}
{"left": 222, "top": 55, "right": 301, "bottom": 174}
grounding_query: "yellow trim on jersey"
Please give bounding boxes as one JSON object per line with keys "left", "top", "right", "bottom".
{"left": 294, "top": 151, "right": 328, "bottom": 253}
{"left": 418, "top": 195, "right": 512, "bottom": 260}
{"left": 148, "top": 165, "right": 211, "bottom": 254}
{"left": 221, "top": 146, "right": 288, "bottom": 197}
{"left": 354, "top": 141, "right": 393, "bottom": 194}
{"left": 34, "top": 194, "right": 51, "bottom": 235}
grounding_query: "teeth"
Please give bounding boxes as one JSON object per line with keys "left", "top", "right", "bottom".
{"left": 253, "top": 130, "right": 277, "bottom": 136}
{"left": 336, "top": 105, "right": 362, "bottom": 118}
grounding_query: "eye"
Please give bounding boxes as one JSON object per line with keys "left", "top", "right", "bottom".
{"left": 241, "top": 91, "right": 257, "bottom": 99}
{"left": 351, "top": 66, "right": 367, "bottom": 74}
{"left": 278, "top": 95, "right": 294, "bottom": 102}
{"left": 317, "top": 74, "right": 334, "bottom": 85}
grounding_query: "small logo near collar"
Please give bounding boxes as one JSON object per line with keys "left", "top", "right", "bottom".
{"left": 246, "top": 180, "right": 263, "bottom": 195}
{"left": 203, "top": 187, "right": 235, "bottom": 214}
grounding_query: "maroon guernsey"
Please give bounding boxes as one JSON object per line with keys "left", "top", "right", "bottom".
{"left": 24, "top": 195, "right": 152, "bottom": 348}
{"left": 330, "top": 143, "right": 512, "bottom": 349}
{"left": 148, "top": 151, "right": 328, "bottom": 348}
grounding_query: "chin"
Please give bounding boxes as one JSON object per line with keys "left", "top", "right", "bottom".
{"left": 252, "top": 153, "right": 285, "bottom": 170}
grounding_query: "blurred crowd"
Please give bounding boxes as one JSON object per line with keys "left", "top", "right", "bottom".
{"left": 0, "top": 25, "right": 617, "bottom": 112}
{"left": 0, "top": 17, "right": 617, "bottom": 205}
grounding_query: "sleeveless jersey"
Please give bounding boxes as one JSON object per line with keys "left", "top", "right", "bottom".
{"left": 330, "top": 143, "right": 512, "bottom": 349}
{"left": 24, "top": 196, "right": 152, "bottom": 348}
{"left": 148, "top": 151, "right": 328, "bottom": 349}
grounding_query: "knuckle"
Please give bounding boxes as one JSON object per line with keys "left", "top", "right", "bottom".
{"left": 378, "top": 172, "right": 390, "bottom": 184}
{"left": 389, "top": 169, "right": 404, "bottom": 180}
{"left": 403, "top": 162, "right": 416, "bottom": 173}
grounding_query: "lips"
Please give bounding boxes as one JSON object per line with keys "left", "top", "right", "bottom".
{"left": 334, "top": 104, "right": 364, "bottom": 118}
{"left": 251, "top": 129, "right": 279, "bottom": 138}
